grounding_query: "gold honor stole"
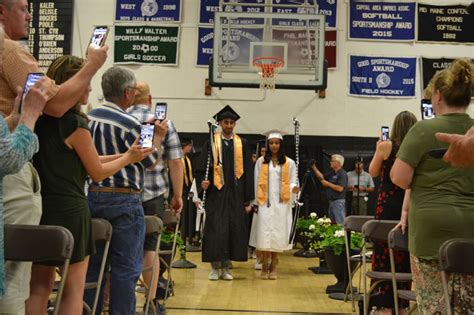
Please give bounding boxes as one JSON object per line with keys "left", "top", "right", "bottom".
{"left": 257, "top": 157, "right": 291, "bottom": 206}
{"left": 213, "top": 132, "right": 244, "bottom": 190}
{"left": 181, "top": 156, "right": 193, "bottom": 186}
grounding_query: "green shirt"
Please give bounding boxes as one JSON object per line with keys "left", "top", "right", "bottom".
{"left": 397, "top": 113, "right": 474, "bottom": 259}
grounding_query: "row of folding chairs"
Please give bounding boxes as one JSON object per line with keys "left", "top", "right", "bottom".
{"left": 3, "top": 214, "right": 178, "bottom": 315}
{"left": 343, "top": 215, "right": 474, "bottom": 315}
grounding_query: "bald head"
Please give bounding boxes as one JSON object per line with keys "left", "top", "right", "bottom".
{"left": 133, "top": 81, "right": 151, "bottom": 105}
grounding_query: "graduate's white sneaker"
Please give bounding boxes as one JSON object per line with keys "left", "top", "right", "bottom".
{"left": 208, "top": 268, "right": 220, "bottom": 281}
{"left": 221, "top": 268, "right": 234, "bottom": 280}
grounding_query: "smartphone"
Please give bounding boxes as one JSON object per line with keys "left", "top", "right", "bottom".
{"left": 381, "top": 126, "right": 390, "bottom": 141}
{"left": 89, "top": 26, "right": 109, "bottom": 49}
{"left": 428, "top": 148, "right": 447, "bottom": 158}
{"left": 140, "top": 123, "right": 155, "bottom": 148}
{"left": 19, "top": 72, "right": 45, "bottom": 113}
{"left": 155, "top": 102, "right": 167, "bottom": 121}
{"left": 421, "top": 99, "right": 435, "bottom": 120}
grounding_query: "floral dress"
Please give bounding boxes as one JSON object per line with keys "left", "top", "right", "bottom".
{"left": 371, "top": 143, "right": 411, "bottom": 309}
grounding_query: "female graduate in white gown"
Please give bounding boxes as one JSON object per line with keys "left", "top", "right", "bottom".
{"left": 249, "top": 131, "right": 299, "bottom": 279}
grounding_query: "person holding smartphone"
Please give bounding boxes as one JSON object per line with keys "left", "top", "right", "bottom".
{"left": 368, "top": 111, "right": 417, "bottom": 314}
{"left": 26, "top": 56, "right": 154, "bottom": 315}
{"left": 391, "top": 59, "right": 474, "bottom": 314}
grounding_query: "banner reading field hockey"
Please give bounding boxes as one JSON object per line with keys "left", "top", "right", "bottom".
{"left": 114, "top": 25, "right": 179, "bottom": 65}
{"left": 271, "top": 0, "right": 338, "bottom": 28}
{"left": 115, "top": 0, "right": 181, "bottom": 22}
{"left": 349, "top": 56, "right": 416, "bottom": 98}
{"left": 417, "top": 4, "right": 474, "bottom": 44}
{"left": 348, "top": 1, "right": 415, "bottom": 41}
{"left": 199, "top": 0, "right": 265, "bottom": 24}
{"left": 196, "top": 27, "right": 263, "bottom": 66}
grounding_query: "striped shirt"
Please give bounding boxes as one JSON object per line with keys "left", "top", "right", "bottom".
{"left": 127, "top": 104, "right": 183, "bottom": 201}
{"left": 88, "top": 102, "right": 159, "bottom": 191}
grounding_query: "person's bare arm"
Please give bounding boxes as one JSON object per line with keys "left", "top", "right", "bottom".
{"left": 390, "top": 159, "right": 414, "bottom": 190}
{"left": 320, "top": 180, "right": 345, "bottom": 192}
{"left": 369, "top": 140, "right": 392, "bottom": 177}
{"left": 43, "top": 46, "right": 108, "bottom": 117}
{"left": 310, "top": 163, "right": 324, "bottom": 180}
{"left": 168, "top": 158, "right": 184, "bottom": 214}
{"left": 99, "top": 154, "right": 124, "bottom": 163}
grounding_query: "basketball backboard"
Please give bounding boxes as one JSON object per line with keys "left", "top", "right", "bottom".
{"left": 209, "top": 10, "right": 327, "bottom": 91}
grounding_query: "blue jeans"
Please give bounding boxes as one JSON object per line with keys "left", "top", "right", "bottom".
{"left": 328, "top": 199, "right": 346, "bottom": 225}
{"left": 84, "top": 192, "right": 145, "bottom": 315}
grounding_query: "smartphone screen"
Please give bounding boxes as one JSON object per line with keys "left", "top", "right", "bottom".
{"left": 421, "top": 99, "right": 435, "bottom": 120}
{"left": 155, "top": 102, "right": 167, "bottom": 121}
{"left": 381, "top": 126, "right": 390, "bottom": 141}
{"left": 89, "top": 26, "right": 109, "bottom": 49}
{"left": 140, "top": 123, "right": 155, "bottom": 148}
{"left": 19, "top": 72, "right": 44, "bottom": 113}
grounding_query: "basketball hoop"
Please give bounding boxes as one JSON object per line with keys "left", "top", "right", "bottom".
{"left": 252, "top": 56, "right": 284, "bottom": 90}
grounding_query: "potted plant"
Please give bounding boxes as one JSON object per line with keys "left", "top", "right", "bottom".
{"left": 294, "top": 212, "right": 323, "bottom": 257}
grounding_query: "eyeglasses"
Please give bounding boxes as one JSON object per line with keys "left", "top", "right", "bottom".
{"left": 127, "top": 86, "right": 139, "bottom": 92}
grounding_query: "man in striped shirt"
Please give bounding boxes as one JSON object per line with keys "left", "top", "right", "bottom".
{"left": 84, "top": 67, "right": 166, "bottom": 314}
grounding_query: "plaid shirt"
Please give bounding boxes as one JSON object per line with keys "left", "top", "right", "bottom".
{"left": 127, "top": 104, "right": 183, "bottom": 201}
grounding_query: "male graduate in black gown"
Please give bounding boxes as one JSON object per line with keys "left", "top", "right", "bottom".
{"left": 196, "top": 105, "right": 254, "bottom": 281}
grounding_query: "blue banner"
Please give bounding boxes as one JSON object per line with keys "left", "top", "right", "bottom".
{"left": 272, "top": 0, "right": 337, "bottom": 28}
{"left": 349, "top": 55, "right": 416, "bottom": 98}
{"left": 349, "top": 1, "right": 415, "bottom": 41}
{"left": 197, "top": 27, "right": 264, "bottom": 66}
{"left": 115, "top": 0, "right": 181, "bottom": 22}
{"left": 199, "top": 0, "right": 265, "bottom": 24}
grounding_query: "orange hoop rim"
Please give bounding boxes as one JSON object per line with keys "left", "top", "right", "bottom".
{"left": 252, "top": 56, "right": 285, "bottom": 68}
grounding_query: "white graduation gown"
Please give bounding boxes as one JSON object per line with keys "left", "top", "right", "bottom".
{"left": 249, "top": 156, "right": 297, "bottom": 252}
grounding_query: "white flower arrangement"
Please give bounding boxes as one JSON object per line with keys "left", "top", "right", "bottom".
{"left": 310, "top": 212, "right": 317, "bottom": 219}
{"left": 309, "top": 224, "right": 316, "bottom": 230}
{"left": 334, "top": 230, "right": 345, "bottom": 238}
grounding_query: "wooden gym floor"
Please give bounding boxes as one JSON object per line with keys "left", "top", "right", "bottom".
{"left": 140, "top": 250, "right": 356, "bottom": 315}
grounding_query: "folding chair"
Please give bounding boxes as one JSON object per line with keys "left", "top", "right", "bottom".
{"left": 141, "top": 216, "right": 163, "bottom": 315}
{"left": 83, "top": 219, "right": 113, "bottom": 315}
{"left": 361, "top": 220, "right": 411, "bottom": 315}
{"left": 388, "top": 228, "right": 416, "bottom": 315}
{"left": 343, "top": 215, "right": 374, "bottom": 311}
{"left": 3, "top": 224, "right": 74, "bottom": 315}
{"left": 158, "top": 210, "right": 180, "bottom": 306}
{"left": 439, "top": 238, "right": 474, "bottom": 315}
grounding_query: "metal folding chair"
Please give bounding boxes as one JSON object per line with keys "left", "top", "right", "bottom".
{"left": 4, "top": 224, "right": 74, "bottom": 315}
{"left": 388, "top": 228, "right": 415, "bottom": 315}
{"left": 159, "top": 209, "right": 180, "bottom": 305}
{"left": 141, "top": 216, "right": 163, "bottom": 315}
{"left": 83, "top": 219, "right": 113, "bottom": 315}
{"left": 343, "top": 215, "right": 374, "bottom": 311}
{"left": 439, "top": 238, "right": 474, "bottom": 315}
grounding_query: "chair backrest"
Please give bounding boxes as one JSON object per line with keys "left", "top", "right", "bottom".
{"left": 362, "top": 220, "right": 398, "bottom": 243}
{"left": 160, "top": 210, "right": 179, "bottom": 226}
{"left": 344, "top": 215, "right": 374, "bottom": 233}
{"left": 91, "top": 218, "right": 113, "bottom": 243}
{"left": 4, "top": 224, "right": 74, "bottom": 263}
{"left": 145, "top": 215, "right": 163, "bottom": 235}
{"left": 388, "top": 227, "right": 408, "bottom": 251}
{"left": 439, "top": 238, "right": 474, "bottom": 275}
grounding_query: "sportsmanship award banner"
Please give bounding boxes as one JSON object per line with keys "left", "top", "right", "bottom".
{"left": 196, "top": 27, "right": 263, "bottom": 66}
{"left": 271, "top": 0, "right": 338, "bottom": 28}
{"left": 114, "top": 25, "right": 179, "bottom": 65}
{"left": 199, "top": 0, "right": 265, "bottom": 24}
{"left": 349, "top": 55, "right": 416, "bottom": 97}
{"left": 271, "top": 29, "right": 337, "bottom": 69}
{"left": 417, "top": 4, "right": 474, "bottom": 44}
{"left": 115, "top": 0, "right": 181, "bottom": 22}
{"left": 349, "top": 1, "right": 415, "bottom": 41}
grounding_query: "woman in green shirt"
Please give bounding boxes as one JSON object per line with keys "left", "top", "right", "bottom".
{"left": 391, "top": 58, "right": 474, "bottom": 314}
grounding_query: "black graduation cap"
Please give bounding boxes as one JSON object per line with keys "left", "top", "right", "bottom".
{"left": 254, "top": 139, "right": 266, "bottom": 155}
{"left": 180, "top": 137, "right": 193, "bottom": 147}
{"left": 213, "top": 105, "right": 240, "bottom": 122}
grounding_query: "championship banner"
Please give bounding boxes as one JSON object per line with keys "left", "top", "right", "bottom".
{"left": 272, "top": 29, "right": 337, "bottom": 69}
{"left": 421, "top": 57, "right": 474, "bottom": 92}
{"left": 196, "top": 27, "right": 264, "bottom": 66}
{"left": 115, "top": 0, "right": 181, "bottom": 22}
{"left": 114, "top": 25, "right": 179, "bottom": 65}
{"left": 199, "top": 0, "right": 265, "bottom": 24}
{"left": 349, "top": 55, "right": 416, "bottom": 98}
{"left": 417, "top": 4, "right": 474, "bottom": 44}
{"left": 348, "top": 1, "right": 415, "bottom": 41}
{"left": 271, "top": 0, "right": 338, "bottom": 28}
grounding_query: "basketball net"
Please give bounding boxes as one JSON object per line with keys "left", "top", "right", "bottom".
{"left": 253, "top": 57, "right": 284, "bottom": 90}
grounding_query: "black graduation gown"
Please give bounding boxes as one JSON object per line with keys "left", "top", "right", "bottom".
{"left": 195, "top": 137, "right": 254, "bottom": 262}
{"left": 180, "top": 156, "right": 196, "bottom": 239}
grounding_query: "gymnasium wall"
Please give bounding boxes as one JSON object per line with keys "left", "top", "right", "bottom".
{"left": 71, "top": 0, "right": 474, "bottom": 137}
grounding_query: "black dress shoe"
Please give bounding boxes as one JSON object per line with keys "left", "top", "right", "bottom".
{"left": 325, "top": 282, "right": 346, "bottom": 293}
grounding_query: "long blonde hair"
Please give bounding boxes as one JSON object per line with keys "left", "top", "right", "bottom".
{"left": 391, "top": 111, "right": 417, "bottom": 145}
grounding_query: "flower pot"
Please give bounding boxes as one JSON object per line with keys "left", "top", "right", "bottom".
{"left": 324, "top": 247, "right": 359, "bottom": 293}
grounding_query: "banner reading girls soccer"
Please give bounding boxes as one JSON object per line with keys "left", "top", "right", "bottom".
{"left": 348, "top": 1, "right": 415, "bottom": 41}
{"left": 115, "top": 0, "right": 181, "bottom": 22}
{"left": 349, "top": 55, "right": 416, "bottom": 98}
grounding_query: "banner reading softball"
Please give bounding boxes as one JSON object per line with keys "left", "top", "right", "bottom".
{"left": 349, "top": 55, "right": 416, "bottom": 98}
